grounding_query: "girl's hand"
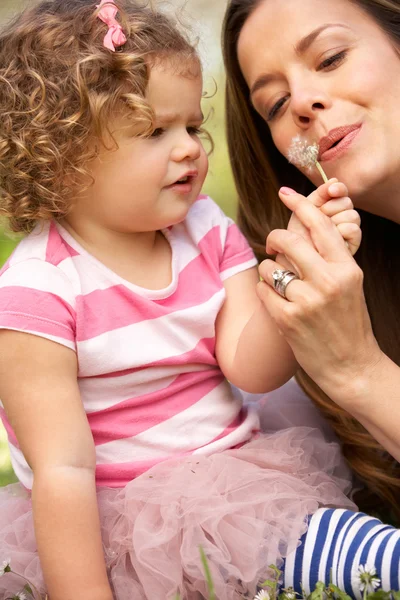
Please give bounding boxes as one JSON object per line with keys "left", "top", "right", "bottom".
{"left": 277, "top": 179, "right": 361, "bottom": 273}
{"left": 256, "top": 189, "right": 383, "bottom": 407}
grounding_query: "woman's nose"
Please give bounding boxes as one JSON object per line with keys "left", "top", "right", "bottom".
{"left": 290, "top": 84, "right": 331, "bottom": 129}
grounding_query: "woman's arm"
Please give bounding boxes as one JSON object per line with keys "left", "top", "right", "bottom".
{"left": 348, "top": 353, "right": 400, "bottom": 461}
{"left": 257, "top": 189, "right": 400, "bottom": 460}
{"left": 0, "top": 330, "right": 113, "bottom": 600}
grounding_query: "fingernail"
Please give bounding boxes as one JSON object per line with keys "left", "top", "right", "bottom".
{"left": 280, "top": 187, "right": 297, "bottom": 195}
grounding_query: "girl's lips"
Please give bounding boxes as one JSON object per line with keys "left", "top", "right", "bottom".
{"left": 165, "top": 173, "right": 198, "bottom": 195}
{"left": 166, "top": 182, "right": 194, "bottom": 194}
{"left": 320, "top": 125, "right": 362, "bottom": 162}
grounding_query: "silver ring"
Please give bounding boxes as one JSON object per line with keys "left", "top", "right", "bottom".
{"left": 272, "top": 269, "right": 299, "bottom": 299}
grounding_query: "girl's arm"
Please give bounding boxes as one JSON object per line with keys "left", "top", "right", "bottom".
{"left": 215, "top": 266, "right": 297, "bottom": 394}
{"left": 0, "top": 330, "right": 113, "bottom": 600}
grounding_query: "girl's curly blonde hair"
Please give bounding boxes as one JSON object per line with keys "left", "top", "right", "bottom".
{"left": 0, "top": 0, "right": 201, "bottom": 233}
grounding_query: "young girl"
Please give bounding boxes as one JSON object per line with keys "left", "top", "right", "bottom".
{"left": 0, "top": 1, "right": 372, "bottom": 599}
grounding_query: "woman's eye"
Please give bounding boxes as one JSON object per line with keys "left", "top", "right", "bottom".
{"left": 150, "top": 127, "right": 165, "bottom": 138}
{"left": 317, "top": 50, "right": 347, "bottom": 71}
{"left": 267, "top": 96, "right": 289, "bottom": 121}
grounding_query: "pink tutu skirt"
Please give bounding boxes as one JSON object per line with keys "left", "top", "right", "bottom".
{"left": 0, "top": 427, "right": 356, "bottom": 600}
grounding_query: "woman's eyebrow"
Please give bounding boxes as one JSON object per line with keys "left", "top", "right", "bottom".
{"left": 250, "top": 23, "right": 351, "bottom": 97}
{"left": 295, "top": 23, "right": 351, "bottom": 55}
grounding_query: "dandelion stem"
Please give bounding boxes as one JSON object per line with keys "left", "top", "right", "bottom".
{"left": 315, "top": 161, "right": 328, "bottom": 183}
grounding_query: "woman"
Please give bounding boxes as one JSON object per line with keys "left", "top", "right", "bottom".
{"left": 222, "top": 0, "right": 400, "bottom": 594}
{"left": 222, "top": 0, "right": 400, "bottom": 523}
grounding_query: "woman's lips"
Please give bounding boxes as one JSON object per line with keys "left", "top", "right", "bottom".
{"left": 319, "top": 125, "right": 362, "bottom": 162}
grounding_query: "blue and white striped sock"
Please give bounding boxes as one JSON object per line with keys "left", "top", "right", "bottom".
{"left": 283, "top": 508, "right": 400, "bottom": 598}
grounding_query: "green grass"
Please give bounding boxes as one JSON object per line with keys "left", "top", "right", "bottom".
{"left": 0, "top": 235, "right": 16, "bottom": 265}
{"left": 0, "top": 423, "right": 16, "bottom": 487}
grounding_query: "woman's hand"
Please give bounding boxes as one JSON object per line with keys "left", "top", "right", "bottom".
{"left": 257, "top": 188, "right": 383, "bottom": 407}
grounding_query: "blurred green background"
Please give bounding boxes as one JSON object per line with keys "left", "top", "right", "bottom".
{"left": 0, "top": 0, "right": 235, "bottom": 486}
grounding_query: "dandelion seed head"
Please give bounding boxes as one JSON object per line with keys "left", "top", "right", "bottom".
{"left": 288, "top": 135, "right": 319, "bottom": 170}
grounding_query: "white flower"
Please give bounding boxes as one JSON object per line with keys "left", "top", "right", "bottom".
{"left": 0, "top": 558, "right": 11, "bottom": 577}
{"left": 254, "top": 591, "right": 270, "bottom": 600}
{"left": 353, "top": 563, "right": 381, "bottom": 594}
{"left": 283, "top": 590, "right": 296, "bottom": 600}
{"left": 15, "top": 593, "right": 27, "bottom": 600}
{"left": 288, "top": 135, "right": 319, "bottom": 170}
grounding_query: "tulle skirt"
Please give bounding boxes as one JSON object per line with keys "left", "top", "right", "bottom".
{"left": 0, "top": 427, "right": 356, "bottom": 600}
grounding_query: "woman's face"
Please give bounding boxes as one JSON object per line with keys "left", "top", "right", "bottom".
{"left": 237, "top": 0, "right": 400, "bottom": 219}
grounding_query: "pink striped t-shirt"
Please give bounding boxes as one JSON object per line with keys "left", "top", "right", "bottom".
{"left": 0, "top": 196, "right": 260, "bottom": 488}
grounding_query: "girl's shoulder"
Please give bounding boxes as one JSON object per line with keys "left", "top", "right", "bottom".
{"left": 186, "top": 195, "right": 232, "bottom": 227}
{"left": 0, "top": 221, "right": 77, "bottom": 314}
{"left": 0, "top": 221, "right": 77, "bottom": 351}
{"left": 183, "top": 195, "right": 236, "bottom": 248}
{"left": 2, "top": 221, "right": 74, "bottom": 274}
{"left": 181, "top": 195, "right": 256, "bottom": 277}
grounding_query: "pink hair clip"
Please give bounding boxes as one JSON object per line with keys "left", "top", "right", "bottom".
{"left": 96, "top": 0, "right": 127, "bottom": 52}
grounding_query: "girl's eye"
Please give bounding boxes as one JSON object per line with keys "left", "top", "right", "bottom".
{"left": 187, "top": 126, "right": 202, "bottom": 136}
{"left": 267, "top": 96, "right": 289, "bottom": 122}
{"left": 317, "top": 50, "right": 347, "bottom": 71}
{"left": 150, "top": 127, "right": 165, "bottom": 138}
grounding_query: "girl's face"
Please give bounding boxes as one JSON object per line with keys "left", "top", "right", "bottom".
{"left": 69, "top": 63, "right": 208, "bottom": 234}
{"left": 237, "top": 0, "right": 400, "bottom": 221}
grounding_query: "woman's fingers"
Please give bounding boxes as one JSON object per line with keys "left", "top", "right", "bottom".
{"left": 277, "top": 190, "right": 351, "bottom": 262}
{"left": 265, "top": 229, "right": 327, "bottom": 280}
{"left": 279, "top": 178, "right": 353, "bottom": 214}
{"left": 279, "top": 179, "right": 338, "bottom": 209}
{"left": 259, "top": 258, "right": 303, "bottom": 303}
{"left": 289, "top": 179, "right": 348, "bottom": 209}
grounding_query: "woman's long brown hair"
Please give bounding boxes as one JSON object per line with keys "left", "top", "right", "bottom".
{"left": 222, "top": 0, "right": 400, "bottom": 522}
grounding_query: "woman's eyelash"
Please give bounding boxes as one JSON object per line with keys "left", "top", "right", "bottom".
{"left": 267, "top": 96, "right": 289, "bottom": 121}
{"left": 317, "top": 50, "right": 347, "bottom": 71}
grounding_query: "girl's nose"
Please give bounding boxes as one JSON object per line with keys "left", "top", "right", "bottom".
{"left": 172, "top": 132, "right": 202, "bottom": 162}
